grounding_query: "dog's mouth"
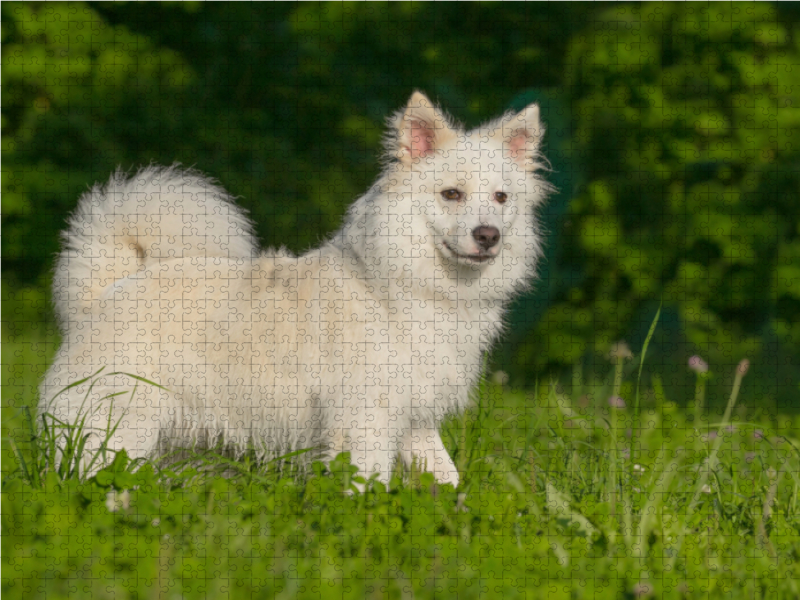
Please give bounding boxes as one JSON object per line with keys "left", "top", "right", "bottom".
{"left": 441, "top": 241, "right": 497, "bottom": 264}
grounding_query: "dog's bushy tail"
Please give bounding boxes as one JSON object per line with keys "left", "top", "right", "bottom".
{"left": 53, "top": 165, "right": 256, "bottom": 327}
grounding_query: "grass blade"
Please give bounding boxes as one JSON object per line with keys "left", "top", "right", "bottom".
{"left": 633, "top": 302, "right": 661, "bottom": 468}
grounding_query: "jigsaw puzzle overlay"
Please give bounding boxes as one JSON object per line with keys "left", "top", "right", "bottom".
{"left": 6, "top": 3, "right": 800, "bottom": 599}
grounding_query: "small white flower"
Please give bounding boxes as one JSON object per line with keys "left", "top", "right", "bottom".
{"left": 105, "top": 490, "right": 131, "bottom": 512}
{"left": 609, "top": 342, "right": 633, "bottom": 360}
{"left": 492, "top": 371, "right": 509, "bottom": 386}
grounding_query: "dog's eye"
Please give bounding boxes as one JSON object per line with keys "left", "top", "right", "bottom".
{"left": 441, "top": 189, "right": 462, "bottom": 201}
{"left": 494, "top": 192, "right": 508, "bottom": 204}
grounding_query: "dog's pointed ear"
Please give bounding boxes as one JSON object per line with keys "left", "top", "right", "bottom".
{"left": 396, "top": 92, "right": 455, "bottom": 163}
{"left": 500, "top": 104, "right": 544, "bottom": 171}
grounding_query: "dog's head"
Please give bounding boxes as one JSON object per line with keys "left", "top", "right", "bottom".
{"left": 389, "top": 91, "right": 548, "bottom": 268}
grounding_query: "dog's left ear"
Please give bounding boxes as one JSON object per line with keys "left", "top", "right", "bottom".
{"left": 499, "top": 104, "right": 544, "bottom": 171}
{"left": 396, "top": 92, "right": 456, "bottom": 164}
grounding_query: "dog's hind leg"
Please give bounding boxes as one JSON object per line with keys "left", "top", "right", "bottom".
{"left": 41, "top": 367, "right": 170, "bottom": 476}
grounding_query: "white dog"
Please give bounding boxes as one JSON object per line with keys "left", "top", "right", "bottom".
{"left": 40, "top": 92, "right": 549, "bottom": 486}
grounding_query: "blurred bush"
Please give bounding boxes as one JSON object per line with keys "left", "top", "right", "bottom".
{"left": 4, "top": 2, "right": 800, "bottom": 407}
{"left": 2, "top": 1, "right": 588, "bottom": 289}
{"left": 511, "top": 3, "right": 800, "bottom": 407}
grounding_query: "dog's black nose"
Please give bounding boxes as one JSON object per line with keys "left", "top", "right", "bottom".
{"left": 472, "top": 226, "right": 500, "bottom": 250}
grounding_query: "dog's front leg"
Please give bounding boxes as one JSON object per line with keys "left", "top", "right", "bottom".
{"left": 342, "top": 401, "right": 399, "bottom": 485}
{"left": 400, "top": 427, "right": 459, "bottom": 487}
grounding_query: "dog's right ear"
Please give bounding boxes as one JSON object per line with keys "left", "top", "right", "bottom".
{"left": 396, "top": 92, "right": 455, "bottom": 164}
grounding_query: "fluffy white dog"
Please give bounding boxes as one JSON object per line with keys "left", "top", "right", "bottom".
{"left": 40, "top": 92, "right": 550, "bottom": 486}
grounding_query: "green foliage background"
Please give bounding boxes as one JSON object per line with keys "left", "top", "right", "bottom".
{"left": 5, "top": 2, "right": 800, "bottom": 408}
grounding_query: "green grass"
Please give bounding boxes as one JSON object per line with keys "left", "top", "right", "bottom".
{"left": 4, "top": 331, "right": 800, "bottom": 599}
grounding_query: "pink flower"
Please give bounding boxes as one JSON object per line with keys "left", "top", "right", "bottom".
{"left": 608, "top": 396, "right": 626, "bottom": 409}
{"left": 632, "top": 582, "right": 653, "bottom": 599}
{"left": 738, "top": 359, "right": 750, "bottom": 376}
{"left": 688, "top": 355, "right": 709, "bottom": 374}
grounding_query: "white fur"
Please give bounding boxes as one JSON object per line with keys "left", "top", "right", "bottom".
{"left": 40, "top": 92, "right": 550, "bottom": 486}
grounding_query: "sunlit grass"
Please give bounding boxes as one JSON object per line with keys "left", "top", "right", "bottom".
{"left": 4, "top": 327, "right": 800, "bottom": 598}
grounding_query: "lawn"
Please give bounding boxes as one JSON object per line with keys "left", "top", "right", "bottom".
{"left": 4, "top": 327, "right": 800, "bottom": 599}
